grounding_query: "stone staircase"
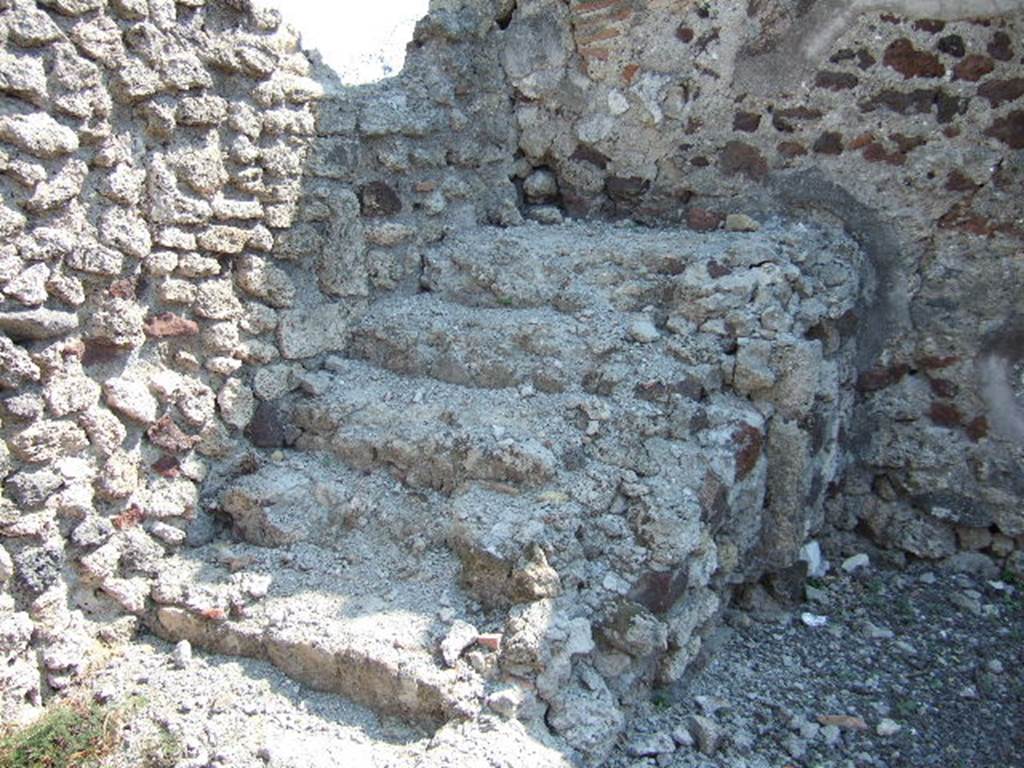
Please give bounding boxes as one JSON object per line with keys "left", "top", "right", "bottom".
{"left": 147, "top": 220, "right": 865, "bottom": 765}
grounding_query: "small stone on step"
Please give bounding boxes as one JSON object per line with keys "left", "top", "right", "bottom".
{"left": 725, "top": 213, "right": 760, "bottom": 232}
{"left": 172, "top": 639, "right": 192, "bottom": 669}
{"left": 687, "top": 715, "right": 720, "bottom": 756}
{"left": 440, "top": 620, "right": 478, "bottom": 667}
{"left": 841, "top": 553, "right": 870, "bottom": 573}
{"left": 628, "top": 319, "right": 660, "bottom": 343}
{"left": 876, "top": 718, "right": 901, "bottom": 737}
{"left": 626, "top": 732, "right": 676, "bottom": 758}
{"left": 817, "top": 714, "right": 868, "bottom": 731}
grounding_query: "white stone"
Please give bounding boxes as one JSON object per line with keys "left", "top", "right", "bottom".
{"left": 440, "top": 620, "right": 479, "bottom": 667}
{"left": 841, "top": 553, "right": 870, "bottom": 573}
{"left": 628, "top": 319, "right": 660, "bottom": 343}
{"left": 104, "top": 376, "right": 159, "bottom": 425}
{"left": 217, "top": 378, "right": 255, "bottom": 429}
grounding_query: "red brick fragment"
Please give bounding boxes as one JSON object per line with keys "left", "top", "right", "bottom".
{"left": 953, "top": 54, "right": 994, "bottom": 81}
{"left": 884, "top": 38, "right": 945, "bottom": 79}
{"left": 144, "top": 312, "right": 200, "bottom": 339}
{"left": 687, "top": 207, "right": 723, "bottom": 232}
{"left": 929, "top": 401, "right": 962, "bottom": 428}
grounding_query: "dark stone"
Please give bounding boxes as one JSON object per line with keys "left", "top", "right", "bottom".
{"left": 144, "top": 312, "right": 199, "bottom": 338}
{"left": 986, "top": 110, "right": 1024, "bottom": 149}
{"left": 928, "top": 377, "right": 958, "bottom": 398}
{"left": 732, "top": 423, "right": 764, "bottom": 481}
{"left": 856, "top": 364, "right": 909, "bottom": 392}
{"left": 690, "top": 156, "right": 710, "bottom": 167}
{"left": 857, "top": 49, "right": 877, "bottom": 70}
{"left": 570, "top": 144, "right": 610, "bottom": 169}
{"left": 862, "top": 142, "right": 904, "bottom": 166}
{"left": 706, "top": 259, "right": 732, "bottom": 278}
{"left": 244, "top": 401, "right": 286, "bottom": 448}
{"left": 152, "top": 454, "right": 182, "bottom": 478}
{"left": 687, "top": 207, "right": 724, "bottom": 231}
{"left": 978, "top": 78, "right": 1024, "bottom": 108}
{"left": 14, "top": 546, "right": 63, "bottom": 595}
{"left": 765, "top": 561, "right": 807, "bottom": 604}
{"left": 946, "top": 169, "right": 979, "bottom": 192}
{"left": 812, "top": 131, "right": 844, "bottom": 155}
{"left": 147, "top": 415, "right": 197, "bottom": 454}
{"left": 772, "top": 107, "right": 822, "bottom": 132}
{"left": 777, "top": 141, "right": 807, "bottom": 158}
{"left": 883, "top": 38, "right": 945, "bottom": 79}
{"left": 631, "top": 568, "right": 688, "bottom": 615}
{"left": 890, "top": 133, "right": 925, "bottom": 153}
{"left": 815, "top": 71, "right": 859, "bottom": 91}
{"left": 953, "top": 54, "right": 994, "bottom": 81}
{"left": 633, "top": 378, "right": 704, "bottom": 403}
{"left": 676, "top": 25, "right": 694, "bottom": 43}
{"left": 358, "top": 181, "right": 402, "bottom": 217}
{"left": 935, "top": 91, "right": 968, "bottom": 124}
{"left": 965, "top": 416, "right": 989, "bottom": 442}
{"left": 917, "top": 354, "right": 959, "bottom": 370}
{"left": 807, "top": 411, "right": 828, "bottom": 454}
{"left": 859, "top": 88, "right": 935, "bottom": 115}
{"left": 720, "top": 141, "right": 768, "bottom": 181}
{"left": 698, "top": 470, "right": 729, "bottom": 532}
{"left": 81, "top": 341, "right": 124, "bottom": 366}
{"left": 606, "top": 176, "right": 650, "bottom": 201}
{"left": 733, "top": 111, "right": 761, "bottom": 132}
{"left": 937, "top": 34, "right": 965, "bottom": 58}
{"left": 988, "top": 31, "right": 1014, "bottom": 62}
{"left": 929, "top": 401, "right": 962, "bottom": 428}
{"left": 913, "top": 19, "right": 945, "bottom": 34}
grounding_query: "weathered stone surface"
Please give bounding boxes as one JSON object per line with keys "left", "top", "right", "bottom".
{"left": 0, "top": 308, "right": 79, "bottom": 340}
{"left": 236, "top": 254, "right": 295, "bottom": 308}
{"left": 10, "top": 420, "right": 89, "bottom": 464}
{"left": 144, "top": 312, "right": 199, "bottom": 338}
{"left": 276, "top": 303, "right": 348, "bottom": 360}
{"left": 0, "top": 114, "right": 79, "bottom": 158}
{"left": 194, "top": 280, "right": 243, "bottom": 320}
{"left": 104, "top": 375, "right": 159, "bottom": 425}
{"left": 88, "top": 298, "right": 146, "bottom": 348}
{"left": 217, "top": 378, "right": 254, "bottom": 430}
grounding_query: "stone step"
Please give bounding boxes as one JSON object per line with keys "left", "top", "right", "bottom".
{"left": 421, "top": 221, "right": 692, "bottom": 312}
{"left": 347, "top": 292, "right": 689, "bottom": 394}
{"left": 291, "top": 358, "right": 595, "bottom": 493}
{"left": 421, "top": 220, "right": 863, "bottom": 347}
{"left": 148, "top": 455, "right": 488, "bottom": 728}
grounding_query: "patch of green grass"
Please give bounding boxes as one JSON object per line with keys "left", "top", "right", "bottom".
{"left": 0, "top": 702, "right": 119, "bottom": 768}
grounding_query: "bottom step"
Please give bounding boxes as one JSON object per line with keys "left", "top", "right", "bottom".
{"left": 147, "top": 457, "right": 490, "bottom": 728}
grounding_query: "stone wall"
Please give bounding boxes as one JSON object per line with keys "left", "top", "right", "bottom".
{"left": 499, "top": 0, "right": 1024, "bottom": 566}
{"left": 0, "top": 0, "right": 517, "bottom": 725}
{"left": 1, "top": 0, "right": 1021, "bottom": 748}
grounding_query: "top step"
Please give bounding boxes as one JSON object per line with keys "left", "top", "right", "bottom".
{"left": 421, "top": 220, "right": 864, "bottom": 321}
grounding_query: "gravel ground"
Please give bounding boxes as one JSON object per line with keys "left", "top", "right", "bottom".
{"left": 46, "top": 558, "right": 1023, "bottom": 767}
{"left": 610, "top": 560, "right": 1024, "bottom": 768}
